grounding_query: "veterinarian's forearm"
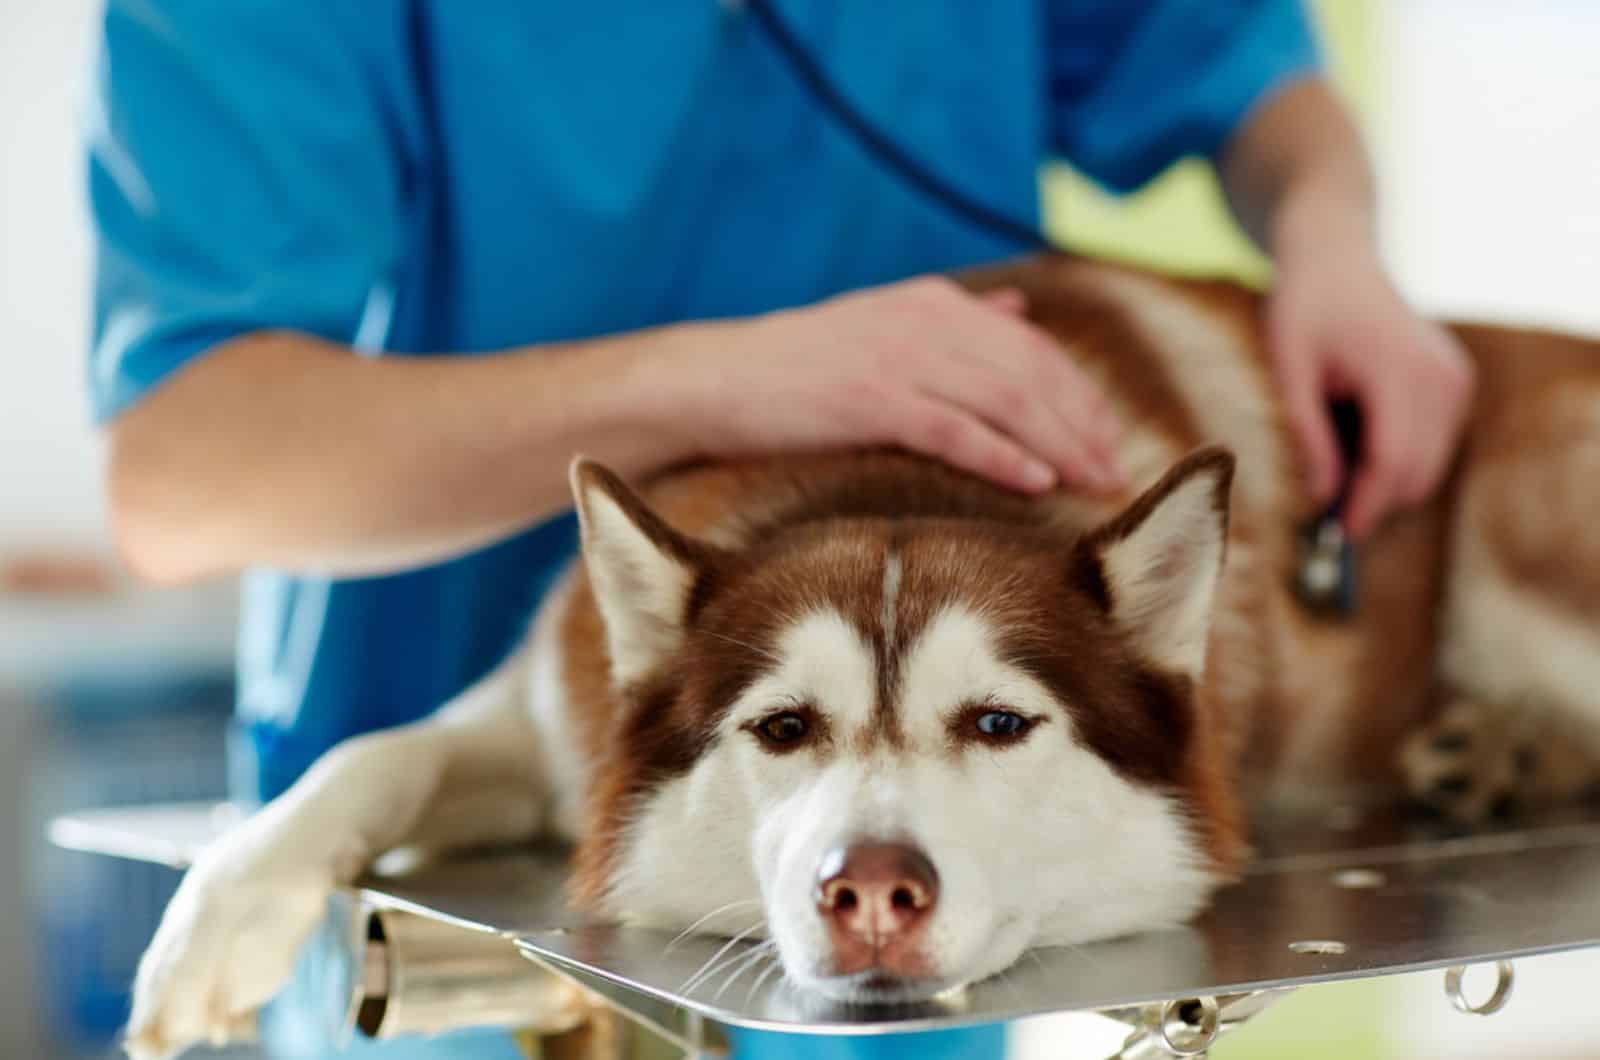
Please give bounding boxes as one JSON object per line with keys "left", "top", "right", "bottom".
{"left": 106, "top": 327, "right": 712, "bottom": 583}
{"left": 1218, "top": 77, "right": 1378, "bottom": 261}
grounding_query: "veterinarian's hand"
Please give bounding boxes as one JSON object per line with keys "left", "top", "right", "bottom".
{"left": 687, "top": 276, "right": 1128, "bottom": 494}
{"left": 1268, "top": 233, "right": 1475, "bottom": 538}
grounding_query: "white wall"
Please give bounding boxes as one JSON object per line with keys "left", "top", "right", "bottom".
{"left": 0, "top": 0, "right": 106, "bottom": 552}
{"left": 1379, "top": 0, "right": 1600, "bottom": 334}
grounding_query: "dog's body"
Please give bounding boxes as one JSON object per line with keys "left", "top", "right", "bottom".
{"left": 127, "top": 257, "right": 1600, "bottom": 1058}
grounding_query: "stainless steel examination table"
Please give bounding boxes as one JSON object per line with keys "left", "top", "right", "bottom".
{"left": 50, "top": 799, "right": 1600, "bottom": 1058}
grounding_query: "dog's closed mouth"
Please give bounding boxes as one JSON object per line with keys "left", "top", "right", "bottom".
{"left": 814, "top": 969, "right": 961, "bottom": 1006}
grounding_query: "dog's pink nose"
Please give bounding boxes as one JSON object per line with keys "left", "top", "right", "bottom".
{"left": 815, "top": 841, "right": 939, "bottom": 948}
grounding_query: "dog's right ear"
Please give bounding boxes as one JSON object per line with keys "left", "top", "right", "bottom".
{"left": 570, "top": 458, "right": 714, "bottom": 687}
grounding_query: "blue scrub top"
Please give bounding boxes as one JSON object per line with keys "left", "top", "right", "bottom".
{"left": 88, "top": 3, "right": 1317, "bottom": 1057}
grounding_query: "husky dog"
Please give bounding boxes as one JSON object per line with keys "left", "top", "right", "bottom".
{"left": 126, "top": 257, "right": 1600, "bottom": 1058}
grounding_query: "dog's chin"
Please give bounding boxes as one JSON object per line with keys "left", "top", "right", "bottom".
{"left": 790, "top": 945, "right": 1028, "bottom": 1006}
{"left": 790, "top": 968, "right": 961, "bottom": 1006}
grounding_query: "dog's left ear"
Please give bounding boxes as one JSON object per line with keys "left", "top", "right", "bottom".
{"left": 1071, "top": 448, "right": 1234, "bottom": 679}
{"left": 570, "top": 458, "right": 717, "bottom": 687}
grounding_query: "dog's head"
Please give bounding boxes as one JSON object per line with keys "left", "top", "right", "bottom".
{"left": 567, "top": 449, "right": 1241, "bottom": 1002}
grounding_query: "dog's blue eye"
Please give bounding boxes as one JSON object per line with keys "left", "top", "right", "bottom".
{"left": 976, "top": 710, "right": 1028, "bottom": 738}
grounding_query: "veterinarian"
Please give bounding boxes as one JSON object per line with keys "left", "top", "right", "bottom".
{"left": 89, "top": 2, "right": 1471, "bottom": 1058}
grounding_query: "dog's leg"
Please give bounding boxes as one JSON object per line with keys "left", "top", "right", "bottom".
{"left": 126, "top": 655, "right": 547, "bottom": 1060}
{"left": 1410, "top": 381, "right": 1600, "bottom": 822}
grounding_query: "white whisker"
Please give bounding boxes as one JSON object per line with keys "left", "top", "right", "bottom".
{"left": 683, "top": 938, "right": 767, "bottom": 998}
{"left": 746, "top": 955, "right": 784, "bottom": 1002}
{"left": 711, "top": 940, "right": 779, "bottom": 1001}
{"left": 663, "top": 900, "right": 763, "bottom": 953}
{"left": 702, "top": 629, "right": 784, "bottom": 663}
{"left": 679, "top": 921, "right": 768, "bottom": 994}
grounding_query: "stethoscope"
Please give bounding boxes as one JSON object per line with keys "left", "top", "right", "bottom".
{"left": 735, "top": 0, "right": 1361, "bottom": 617}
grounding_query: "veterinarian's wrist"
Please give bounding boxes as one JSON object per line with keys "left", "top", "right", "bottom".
{"left": 607, "top": 319, "right": 738, "bottom": 467}
{"left": 1269, "top": 169, "right": 1380, "bottom": 272}
{"left": 522, "top": 322, "right": 721, "bottom": 480}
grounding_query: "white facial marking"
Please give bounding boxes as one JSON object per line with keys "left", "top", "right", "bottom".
{"left": 880, "top": 550, "right": 903, "bottom": 649}
{"left": 730, "top": 610, "right": 879, "bottom": 732}
{"left": 896, "top": 606, "right": 1060, "bottom": 737}
{"left": 608, "top": 603, "right": 1219, "bottom": 1002}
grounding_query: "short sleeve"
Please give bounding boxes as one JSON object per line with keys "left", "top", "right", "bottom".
{"left": 87, "top": 1, "right": 417, "bottom": 422}
{"left": 1047, "top": 0, "right": 1322, "bottom": 194}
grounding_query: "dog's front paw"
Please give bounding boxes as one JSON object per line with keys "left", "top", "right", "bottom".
{"left": 126, "top": 846, "right": 332, "bottom": 1059}
{"left": 1399, "top": 696, "right": 1599, "bottom": 825}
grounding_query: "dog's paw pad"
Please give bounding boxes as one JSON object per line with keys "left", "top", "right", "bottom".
{"left": 1401, "top": 697, "right": 1597, "bottom": 825}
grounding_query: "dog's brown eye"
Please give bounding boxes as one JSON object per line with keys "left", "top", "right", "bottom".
{"left": 757, "top": 711, "right": 810, "bottom": 745}
{"left": 975, "top": 710, "right": 1031, "bottom": 740}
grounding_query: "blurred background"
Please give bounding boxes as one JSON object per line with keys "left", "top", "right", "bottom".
{"left": 1, "top": 1, "right": 1596, "bottom": 1057}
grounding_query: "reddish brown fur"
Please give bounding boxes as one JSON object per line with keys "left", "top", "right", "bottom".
{"left": 561, "top": 255, "right": 1600, "bottom": 907}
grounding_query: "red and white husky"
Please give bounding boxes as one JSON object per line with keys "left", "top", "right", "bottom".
{"left": 127, "top": 257, "right": 1600, "bottom": 1058}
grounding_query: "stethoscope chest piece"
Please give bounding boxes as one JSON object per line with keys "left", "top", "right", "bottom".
{"left": 1294, "top": 516, "right": 1358, "bottom": 617}
{"left": 1293, "top": 400, "right": 1364, "bottom": 619}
